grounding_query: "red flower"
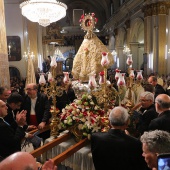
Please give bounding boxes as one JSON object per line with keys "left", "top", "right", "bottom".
{"left": 99, "top": 71, "right": 104, "bottom": 76}
{"left": 91, "top": 13, "right": 95, "bottom": 17}
{"left": 81, "top": 14, "right": 84, "bottom": 19}
{"left": 102, "top": 52, "right": 107, "bottom": 56}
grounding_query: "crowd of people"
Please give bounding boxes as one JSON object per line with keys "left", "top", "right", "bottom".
{"left": 0, "top": 72, "right": 170, "bottom": 170}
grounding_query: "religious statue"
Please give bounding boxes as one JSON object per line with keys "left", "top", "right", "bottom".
{"left": 72, "top": 13, "right": 114, "bottom": 82}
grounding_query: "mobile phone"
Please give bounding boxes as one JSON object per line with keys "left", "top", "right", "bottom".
{"left": 157, "top": 153, "right": 170, "bottom": 170}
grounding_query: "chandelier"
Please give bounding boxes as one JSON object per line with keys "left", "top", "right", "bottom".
{"left": 20, "top": 0, "right": 67, "bottom": 27}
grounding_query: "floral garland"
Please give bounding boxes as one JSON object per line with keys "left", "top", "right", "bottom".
{"left": 59, "top": 94, "right": 106, "bottom": 138}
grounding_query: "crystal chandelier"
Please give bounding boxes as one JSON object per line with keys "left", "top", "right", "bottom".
{"left": 20, "top": 0, "right": 67, "bottom": 27}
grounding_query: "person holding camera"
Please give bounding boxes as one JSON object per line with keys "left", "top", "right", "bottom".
{"left": 140, "top": 130, "right": 170, "bottom": 170}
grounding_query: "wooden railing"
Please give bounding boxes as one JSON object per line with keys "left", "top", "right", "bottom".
{"left": 30, "top": 132, "right": 71, "bottom": 157}
{"left": 52, "top": 138, "right": 88, "bottom": 165}
{"left": 28, "top": 125, "right": 50, "bottom": 135}
{"left": 29, "top": 127, "right": 89, "bottom": 166}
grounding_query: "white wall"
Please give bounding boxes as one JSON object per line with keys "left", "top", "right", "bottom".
{"left": 5, "top": 3, "right": 27, "bottom": 78}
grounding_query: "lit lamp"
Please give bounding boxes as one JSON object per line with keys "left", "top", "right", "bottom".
{"left": 20, "top": 0, "right": 67, "bottom": 27}
{"left": 89, "top": 52, "right": 117, "bottom": 114}
{"left": 39, "top": 57, "right": 68, "bottom": 137}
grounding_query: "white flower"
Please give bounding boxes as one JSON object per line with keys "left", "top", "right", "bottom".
{"left": 62, "top": 108, "right": 66, "bottom": 113}
{"left": 92, "top": 126, "right": 101, "bottom": 132}
{"left": 85, "top": 106, "right": 90, "bottom": 110}
{"left": 81, "top": 118, "right": 86, "bottom": 122}
{"left": 76, "top": 109, "right": 80, "bottom": 113}
{"left": 94, "top": 106, "right": 99, "bottom": 110}
{"left": 73, "top": 116, "right": 76, "bottom": 120}
{"left": 64, "top": 120, "right": 67, "bottom": 124}
{"left": 78, "top": 124, "right": 83, "bottom": 130}
{"left": 90, "top": 102, "right": 94, "bottom": 105}
{"left": 72, "top": 111, "right": 76, "bottom": 114}
{"left": 88, "top": 95, "right": 92, "bottom": 99}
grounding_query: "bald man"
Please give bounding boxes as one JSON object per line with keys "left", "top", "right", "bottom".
{"left": 0, "top": 152, "right": 57, "bottom": 170}
{"left": 0, "top": 100, "right": 26, "bottom": 159}
{"left": 149, "top": 94, "right": 170, "bottom": 132}
{"left": 91, "top": 106, "right": 148, "bottom": 170}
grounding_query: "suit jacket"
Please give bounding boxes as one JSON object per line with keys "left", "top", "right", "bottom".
{"left": 149, "top": 110, "right": 170, "bottom": 132}
{"left": 136, "top": 104, "right": 158, "bottom": 135}
{"left": 155, "top": 84, "right": 166, "bottom": 98}
{"left": 0, "top": 118, "right": 25, "bottom": 158}
{"left": 56, "top": 89, "right": 76, "bottom": 112}
{"left": 4, "top": 104, "right": 18, "bottom": 130}
{"left": 22, "top": 93, "right": 51, "bottom": 125}
{"left": 91, "top": 129, "right": 149, "bottom": 170}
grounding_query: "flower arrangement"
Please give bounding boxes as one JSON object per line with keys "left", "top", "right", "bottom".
{"left": 59, "top": 94, "right": 106, "bottom": 138}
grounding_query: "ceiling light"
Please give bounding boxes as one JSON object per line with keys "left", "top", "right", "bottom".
{"left": 20, "top": 0, "right": 67, "bottom": 27}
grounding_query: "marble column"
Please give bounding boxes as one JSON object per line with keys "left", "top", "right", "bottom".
{"left": 143, "top": 1, "right": 170, "bottom": 75}
{"left": 0, "top": 0, "right": 10, "bottom": 88}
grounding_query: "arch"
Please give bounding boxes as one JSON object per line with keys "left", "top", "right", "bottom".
{"left": 9, "top": 66, "right": 21, "bottom": 79}
{"left": 130, "top": 17, "right": 144, "bottom": 43}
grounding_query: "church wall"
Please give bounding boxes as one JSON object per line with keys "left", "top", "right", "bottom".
{"left": 5, "top": 3, "right": 27, "bottom": 79}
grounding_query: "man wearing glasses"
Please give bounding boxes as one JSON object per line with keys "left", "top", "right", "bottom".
{"left": 22, "top": 83, "right": 51, "bottom": 148}
{"left": 135, "top": 92, "right": 158, "bottom": 135}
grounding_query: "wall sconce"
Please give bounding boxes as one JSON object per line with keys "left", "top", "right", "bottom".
{"left": 8, "top": 42, "right": 11, "bottom": 56}
{"left": 168, "top": 49, "right": 170, "bottom": 54}
{"left": 23, "top": 51, "right": 35, "bottom": 61}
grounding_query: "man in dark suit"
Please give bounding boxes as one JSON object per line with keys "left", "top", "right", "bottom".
{"left": 0, "top": 100, "right": 26, "bottom": 160}
{"left": 148, "top": 76, "right": 166, "bottom": 98}
{"left": 22, "top": 83, "right": 51, "bottom": 142}
{"left": 4, "top": 92, "right": 36, "bottom": 131}
{"left": 91, "top": 106, "right": 149, "bottom": 170}
{"left": 149, "top": 94, "right": 170, "bottom": 132}
{"left": 136, "top": 92, "right": 158, "bottom": 135}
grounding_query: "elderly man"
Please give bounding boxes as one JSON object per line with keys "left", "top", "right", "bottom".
{"left": 149, "top": 94, "right": 170, "bottom": 132}
{"left": 0, "top": 152, "right": 57, "bottom": 170}
{"left": 0, "top": 86, "right": 11, "bottom": 103}
{"left": 91, "top": 106, "right": 148, "bottom": 170}
{"left": 22, "top": 83, "right": 51, "bottom": 144}
{"left": 140, "top": 130, "right": 170, "bottom": 170}
{"left": 0, "top": 100, "right": 26, "bottom": 160}
{"left": 135, "top": 92, "right": 158, "bottom": 135}
{"left": 148, "top": 76, "right": 166, "bottom": 98}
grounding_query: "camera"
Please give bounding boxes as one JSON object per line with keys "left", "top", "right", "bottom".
{"left": 158, "top": 153, "right": 170, "bottom": 170}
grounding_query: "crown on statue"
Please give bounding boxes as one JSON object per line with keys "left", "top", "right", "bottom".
{"left": 79, "top": 13, "right": 98, "bottom": 32}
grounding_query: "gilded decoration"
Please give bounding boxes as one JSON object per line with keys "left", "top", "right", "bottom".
{"left": 72, "top": 13, "right": 114, "bottom": 82}
{"left": 143, "top": 2, "right": 170, "bottom": 17}
{"left": 42, "top": 22, "right": 64, "bottom": 45}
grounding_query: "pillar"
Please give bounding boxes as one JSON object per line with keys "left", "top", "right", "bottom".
{"left": 0, "top": 0, "right": 10, "bottom": 88}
